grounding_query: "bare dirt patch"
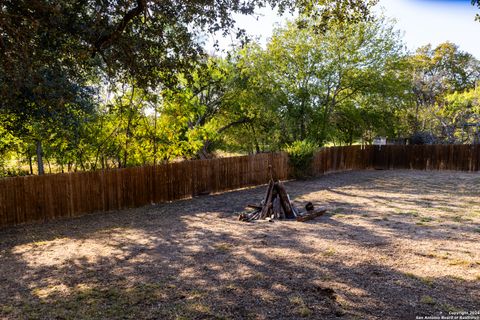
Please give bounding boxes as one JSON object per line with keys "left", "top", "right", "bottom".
{"left": 0, "top": 170, "right": 479, "bottom": 319}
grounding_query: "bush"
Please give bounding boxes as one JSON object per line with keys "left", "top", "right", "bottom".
{"left": 410, "top": 131, "right": 436, "bottom": 145}
{"left": 0, "top": 167, "right": 30, "bottom": 178}
{"left": 285, "top": 140, "right": 318, "bottom": 178}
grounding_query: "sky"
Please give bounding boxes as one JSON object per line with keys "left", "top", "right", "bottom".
{"left": 207, "top": 0, "right": 480, "bottom": 58}
{"left": 377, "top": 0, "right": 480, "bottom": 57}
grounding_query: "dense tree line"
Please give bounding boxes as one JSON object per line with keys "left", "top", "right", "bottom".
{"left": 1, "top": 1, "right": 479, "bottom": 176}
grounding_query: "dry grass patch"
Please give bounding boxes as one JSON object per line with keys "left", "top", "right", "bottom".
{"left": 0, "top": 170, "right": 479, "bottom": 320}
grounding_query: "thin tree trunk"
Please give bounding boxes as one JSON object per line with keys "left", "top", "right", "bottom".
{"left": 45, "top": 157, "right": 52, "bottom": 174}
{"left": 153, "top": 106, "right": 158, "bottom": 166}
{"left": 300, "top": 101, "right": 306, "bottom": 140}
{"left": 35, "top": 140, "right": 45, "bottom": 175}
{"left": 123, "top": 149, "right": 128, "bottom": 168}
{"left": 123, "top": 87, "right": 136, "bottom": 168}
{"left": 28, "top": 153, "right": 33, "bottom": 175}
{"left": 117, "top": 154, "right": 122, "bottom": 168}
{"left": 250, "top": 123, "right": 261, "bottom": 153}
{"left": 414, "top": 102, "right": 420, "bottom": 132}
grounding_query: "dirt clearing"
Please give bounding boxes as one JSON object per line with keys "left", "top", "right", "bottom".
{"left": 0, "top": 170, "right": 479, "bottom": 319}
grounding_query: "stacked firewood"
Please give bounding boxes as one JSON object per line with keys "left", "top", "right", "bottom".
{"left": 238, "top": 179, "right": 326, "bottom": 222}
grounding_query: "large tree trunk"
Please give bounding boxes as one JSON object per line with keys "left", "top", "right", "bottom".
{"left": 35, "top": 140, "right": 45, "bottom": 175}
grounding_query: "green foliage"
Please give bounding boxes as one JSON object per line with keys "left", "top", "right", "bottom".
{"left": 0, "top": 0, "right": 378, "bottom": 174}
{"left": 0, "top": 0, "right": 377, "bottom": 116}
{"left": 437, "top": 89, "right": 480, "bottom": 143}
{"left": 407, "top": 42, "right": 480, "bottom": 136}
{"left": 285, "top": 140, "right": 318, "bottom": 178}
{"left": 1, "top": 3, "right": 480, "bottom": 177}
{"left": 218, "top": 15, "right": 409, "bottom": 150}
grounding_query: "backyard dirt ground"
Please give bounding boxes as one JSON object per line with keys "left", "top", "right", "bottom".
{"left": 0, "top": 170, "right": 479, "bottom": 320}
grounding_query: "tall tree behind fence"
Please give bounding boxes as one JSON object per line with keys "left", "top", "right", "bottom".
{"left": 0, "top": 145, "right": 479, "bottom": 228}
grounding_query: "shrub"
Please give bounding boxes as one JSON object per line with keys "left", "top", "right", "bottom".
{"left": 285, "top": 140, "right": 318, "bottom": 178}
{"left": 410, "top": 131, "right": 436, "bottom": 145}
{"left": 0, "top": 168, "right": 30, "bottom": 178}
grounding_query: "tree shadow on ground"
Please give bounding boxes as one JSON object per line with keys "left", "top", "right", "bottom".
{"left": 0, "top": 170, "right": 479, "bottom": 319}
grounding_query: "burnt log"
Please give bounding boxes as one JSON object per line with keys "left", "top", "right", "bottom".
{"left": 275, "top": 182, "right": 295, "bottom": 218}
{"left": 272, "top": 197, "right": 285, "bottom": 219}
{"left": 260, "top": 180, "right": 275, "bottom": 219}
{"left": 296, "top": 208, "right": 327, "bottom": 222}
{"left": 239, "top": 179, "right": 327, "bottom": 222}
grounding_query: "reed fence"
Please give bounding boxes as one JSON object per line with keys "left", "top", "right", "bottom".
{"left": 0, "top": 144, "right": 479, "bottom": 228}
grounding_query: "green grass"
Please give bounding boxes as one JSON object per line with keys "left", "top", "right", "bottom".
{"left": 289, "top": 296, "right": 313, "bottom": 318}
{"left": 451, "top": 215, "right": 463, "bottom": 222}
{"left": 2, "top": 282, "right": 229, "bottom": 320}
{"left": 441, "top": 303, "right": 462, "bottom": 313}
{"left": 419, "top": 277, "right": 434, "bottom": 287}
{"left": 213, "top": 243, "right": 233, "bottom": 252}
{"left": 0, "top": 305, "right": 14, "bottom": 315}
{"left": 420, "top": 295, "right": 436, "bottom": 305}
{"left": 449, "top": 275, "right": 466, "bottom": 282}
{"left": 437, "top": 206, "right": 456, "bottom": 213}
{"left": 396, "top": 210, "right": 419, "bottom": 217}
{"left": 334, "top": 213, "right": 354, "bottom": 219}
{"left": 323, "top": 248, "right": 336, "bottom": 257}
{"left": 404, "top": 273, "right": 434, "bottom": 287}
{"left": 468, "top": 211, "right": 480, "bottom": 219}
{"left": 448, "top": 259, "right": 471, "bottom": 266}
{"left": 419, "top": 216, "right": 434, "bottom": 223}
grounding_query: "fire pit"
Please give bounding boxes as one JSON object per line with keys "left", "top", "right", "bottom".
{"left": 239, "top": 179, "right": 327, "bottom": 222}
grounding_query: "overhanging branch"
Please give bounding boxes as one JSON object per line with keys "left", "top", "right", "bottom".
{"left": 218, "top": 118, "right": 251, "bottom": 134}
{"left": 93, "top": 0, "right": 147, "bottom": 53}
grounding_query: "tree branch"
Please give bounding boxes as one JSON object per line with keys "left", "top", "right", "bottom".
{"left": 94, "top": 0, "right": 147, "bottom": 53}
{"left": 218, "top": 118, "right": 251, "bottom": 134}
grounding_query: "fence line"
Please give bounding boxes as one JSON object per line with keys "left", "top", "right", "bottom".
{"left": 0, "top": 145, "right": 479, "bottom": 228}
{"left": 0, "top": 153, "right": 288, "bottom": 228}
{"left": 312, "top": 145, "right": 374, "bottom": 175}
{"left": 371, "top": 145, "right": 480, "bottom": 172}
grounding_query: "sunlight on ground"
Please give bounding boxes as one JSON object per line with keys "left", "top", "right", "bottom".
{"left": 0, "top": 170, "right": 479, "bottom": 319}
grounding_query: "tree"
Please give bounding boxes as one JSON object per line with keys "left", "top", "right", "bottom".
{"left": 207, "top": 44, "right": 286, "bottom": 154}
{"left": 473, "top": 0, "right": 480, "bottom": 20}
{"left": 0, "top": 0, "right": 380, "bottom": 121}
{"left": 0, "top": 1, "right": 378, "bottom": 112}
{"left": 206, "top": 15, "right": 410, "bottom": 150}
{"left": 437, "top": 89, "right": 480, "bottom": 144}
{"left": 0, "top": 69, "right": 96, "bottom": 174}
{"left": 251, "top": 15, "right": 407, "bottom": 146}
{"left": 0, "top": 0, "right": 380, "bottom": 172}
{"left": 408, "top": 42, "right": 480, "bottom": 134}
{"left": 159, "top": 59, "right": 234, "bottom": 159}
